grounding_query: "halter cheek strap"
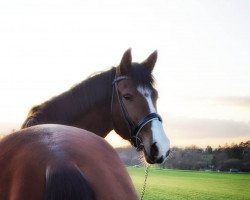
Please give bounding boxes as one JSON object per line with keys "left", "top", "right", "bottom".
{"left": 112, "top": 75, "right": 135, "bottom": 129}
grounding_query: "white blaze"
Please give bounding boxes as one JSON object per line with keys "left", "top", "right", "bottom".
{"left": 137, "top": 86, "right": 170, "bottom": 159}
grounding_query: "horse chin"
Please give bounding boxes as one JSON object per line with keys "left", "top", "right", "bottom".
{"left": 144, "top": 155, "right": 155, "bottom": 164}
{"left": 143, "top": 148, "right": 161, "bottom": 164}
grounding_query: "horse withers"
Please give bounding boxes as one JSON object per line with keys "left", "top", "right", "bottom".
{"left": 22, "top": 49, "right": 170, "bottom": 164}
{"left": 0, "top": 124, "right": 138, "bottom": 200}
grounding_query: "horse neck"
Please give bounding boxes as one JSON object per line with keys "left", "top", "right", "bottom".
{"left": 27, "top": 68, "right": 116, "bottom": 137}
{"left": 72, "top": 103, "right": 113, "bottom": 137}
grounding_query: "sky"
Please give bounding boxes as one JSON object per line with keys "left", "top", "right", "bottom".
{"left": 0, "top": 0, "right": 249, "bottom": 148}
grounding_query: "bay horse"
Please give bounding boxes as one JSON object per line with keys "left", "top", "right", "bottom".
{"left": 0, "top": 124, "right": 138, "bottom": 200}
{"left": 22, "top": 49, "right": 170, "bottom": 164}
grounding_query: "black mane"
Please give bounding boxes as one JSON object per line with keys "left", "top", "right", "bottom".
{"left": 22, "top": 68, "right": 116, "bottom": 127}
{"left": 22, "top": 63, "right": 154, "bottom": 128}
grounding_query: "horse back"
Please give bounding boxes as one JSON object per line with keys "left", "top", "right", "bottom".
{"left": 0, "top": 125, "right": 138, "bottom": 200}
{"left": 0, "top": 128, "right": 47, "bottom": 200}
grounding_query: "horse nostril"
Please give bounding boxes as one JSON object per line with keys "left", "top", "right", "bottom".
{"left": 150, "top": 142, "right": 159, "bottom": 158}
{"left": 166, "top": 150, "right": 170, "bottom": 157}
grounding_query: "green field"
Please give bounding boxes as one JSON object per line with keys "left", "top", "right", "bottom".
{"left": 127, "top": 167, "right": 250, "bottom": 200}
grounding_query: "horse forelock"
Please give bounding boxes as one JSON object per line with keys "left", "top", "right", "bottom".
{"left": 128, "top": 63, "right": 155, "bottom": 89}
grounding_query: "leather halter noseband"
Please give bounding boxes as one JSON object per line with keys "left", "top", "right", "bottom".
{"left": 111, "top": 75, "right": 162, "bottom": 150}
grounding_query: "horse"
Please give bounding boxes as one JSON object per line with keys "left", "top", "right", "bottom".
{"left": 22, "top": 49, "right": 170, "bottom": 164}
{"left": 0, "top": 124, "right": 138, "bottom": 200}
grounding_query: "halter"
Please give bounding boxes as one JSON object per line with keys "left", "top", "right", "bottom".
{"left": 111, "top": 74, "right": 162, "bottom": 150}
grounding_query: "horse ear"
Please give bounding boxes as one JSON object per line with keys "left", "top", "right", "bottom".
{"left": 142, "top": 50, "right": 158, "bottom": 73}
{"left": 118, "top": 48, "right": 132, "bottom": 75}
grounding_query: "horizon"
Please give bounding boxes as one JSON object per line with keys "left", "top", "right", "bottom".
{"left": 0, "top": 128, "right": 249, "bottom": 149}
{"left": 0, "top": 0, "right": 249, "bottom": 148}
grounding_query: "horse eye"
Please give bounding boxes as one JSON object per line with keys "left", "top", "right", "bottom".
{"left": 123, "top": 94, "right": 133, "bottom": 101}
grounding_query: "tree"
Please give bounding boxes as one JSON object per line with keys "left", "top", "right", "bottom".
{"left": 205, "top": 146, "right": 213, "bottom": 154}
{"left": 116, "top": 140, "right": 250, "bottom": 172}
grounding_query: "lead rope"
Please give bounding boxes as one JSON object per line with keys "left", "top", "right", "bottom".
{"left": 140, "top": 165, "right": 150, "bottom": 200}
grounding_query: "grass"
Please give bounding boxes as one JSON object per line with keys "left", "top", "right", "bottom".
{"left": 127, "top": 167, "right": 250, "bottom": 200}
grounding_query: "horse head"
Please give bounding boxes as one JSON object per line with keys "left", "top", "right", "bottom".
{"left": 111, "top": 49, "right": 170, "bottom": 164}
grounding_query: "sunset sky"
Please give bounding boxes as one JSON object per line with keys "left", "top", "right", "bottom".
{"left": 0, "top": 0, "right": 249, "bottom": 148}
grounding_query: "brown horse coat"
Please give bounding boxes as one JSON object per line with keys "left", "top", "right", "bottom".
{"left": 21, "top": 49, "right": 170, "bottom": 164}
{"left": 0, "top": 124, "right": 138, "bottom": 200}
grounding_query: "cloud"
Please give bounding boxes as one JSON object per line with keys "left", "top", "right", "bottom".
{"left": 199, "top": 96, "right": 250, "bottom": 109}
{"left": 166, "top": 117, "right": 250, "bottom": 140}
{"left": 220, "top": 96, "right": 250, "bottom": 108}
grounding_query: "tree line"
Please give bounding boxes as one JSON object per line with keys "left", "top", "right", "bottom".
{"left": 115, "top": 141, "right": 250, "bottom": 172}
